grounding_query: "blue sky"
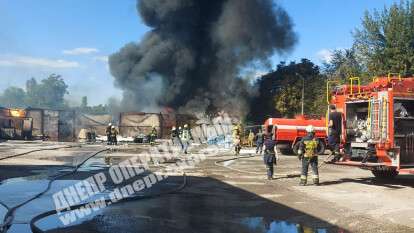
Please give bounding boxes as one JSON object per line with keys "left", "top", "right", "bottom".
{"left": 0, "top": 0, "right": 398, "bottom": 105}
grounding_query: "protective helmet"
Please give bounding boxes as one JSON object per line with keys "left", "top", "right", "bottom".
{"left": 179, "top": 126, "right": 182, "bottom": 129}
{"left": 152, "top": 125, "right": 156, "bottom": 128}
{"left": 306, "top": 125, "right": 315, "bottom": 133}
{"left": 111, "top": 126, "right": 115, "bottom": 129}
{"left": 172, "top": 126, "right": 176, "bottom": 130}
{"left": 184, "top": 124, "right": 188, "bottom": 128}
{"left": 108, "top": 123, "right": 112, "bottom": 126}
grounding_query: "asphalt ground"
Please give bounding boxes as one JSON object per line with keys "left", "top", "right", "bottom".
{"left": 0, "top": 141, "right": 413, "bottom": 233}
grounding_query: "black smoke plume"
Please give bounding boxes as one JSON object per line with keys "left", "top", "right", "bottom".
{"left": 109, "top": 0, "right": 296, "bottom": 116}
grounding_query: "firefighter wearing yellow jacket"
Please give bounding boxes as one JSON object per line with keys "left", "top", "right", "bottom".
{"left": 298, "top": 125, "right": 319, "bottom": 186}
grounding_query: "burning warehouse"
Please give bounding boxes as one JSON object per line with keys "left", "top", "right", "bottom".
{"left": 0, "top": 107, "right": 76, "bottom": 141}
{"left": 0, "top": 107, "right": 32, "bottom": 140}
{"left": 0, "top": 106, "right": 199, "bottom": 142}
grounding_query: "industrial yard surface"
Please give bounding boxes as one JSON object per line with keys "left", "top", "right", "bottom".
{"left": 0, "top": 141, "right": 413, "bottom": 233}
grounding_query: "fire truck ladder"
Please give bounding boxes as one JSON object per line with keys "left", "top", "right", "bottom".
{"left": 369, "top": 97, "right": 388, "bottom": 142}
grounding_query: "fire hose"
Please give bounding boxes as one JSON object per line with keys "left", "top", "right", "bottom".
{"left": 0, "top": 148, "right": 109, "bottom": 233}
{"left": 0, "top": 144, "right": 83, "bottom": 231}
{"left": 0, "top": 143, "right": 189, "bottom": 233}
{"left": 0, "top": 144, "right": 82, "bottom": 161}
{"left": 29, "top": 172, "right": 187, "bottom": 233}
{"left": 214, "top": 152, "right": 335, "bottom": 178}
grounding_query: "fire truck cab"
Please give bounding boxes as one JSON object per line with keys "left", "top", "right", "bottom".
{"left": 328, "top": 75, "right": 414, "bottom": 177}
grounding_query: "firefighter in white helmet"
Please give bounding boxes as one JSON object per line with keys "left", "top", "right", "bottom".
{"left": 171, "top": 126, "right": 181, "bottom": 146}
{"left": 297, "top": 125, "right": 320, "bottom": 186}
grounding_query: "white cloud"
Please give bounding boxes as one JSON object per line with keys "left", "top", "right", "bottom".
{"left": 0, "top": 55, "right": 79, "bottom": 68}
{"left": 93, "top": 56, "right": 108, "bottom": 62}
{"left": 62, "top": 47, "right": 99, "bottom": 55}
{"left": 316, "top": 49, "right": 334, "bottom": 63}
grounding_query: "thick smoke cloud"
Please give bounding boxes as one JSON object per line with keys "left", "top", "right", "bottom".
{"left": 109, "top": 0, "right": 296, "bottom": 116}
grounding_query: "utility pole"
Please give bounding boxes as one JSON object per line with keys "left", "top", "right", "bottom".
{"left": 301, "top": 76, "right": 304, "bottom": 115}
{"left": 296, "top": 72, "right": 305, "bottom": 115}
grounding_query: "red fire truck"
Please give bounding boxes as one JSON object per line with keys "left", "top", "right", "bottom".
{"left": 264, "top": 115, "right": 327, "bottom": 155}
{"left": 327, "top": 75, "right": 414, "bottom": 177}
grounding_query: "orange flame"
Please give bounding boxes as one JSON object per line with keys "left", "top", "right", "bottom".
{"left": 9, "top": 109, "right": 25, "bottom": 117}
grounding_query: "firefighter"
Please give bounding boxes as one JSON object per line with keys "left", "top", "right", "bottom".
{"left": 233, "top": 125, "right": 242, "bottom": 155}
{"left": 248, "top": 130, "right": 255, "bottom": 147}
{"left": 171, "top": 126, "right": 177, "bottom": 144}
{"left": 110, "top": 125, "right": 118, "bottom": 145}
{"left": 263, "top": 133, "right": 278, "bottom": 180}
{"left": 328, "top": 105, "right": 342, "bottom": 162}
{"left": 298, "top": 125, "right": 319, "bottom": 186}
{"left": 178, "top": 126, "right": 183, "bottom": 138}
{"left": 106, "top": 123, "right": 112, "bottom": 145}
{"left": 150, "top": 125, "right": 157, "bottom": 146}
{"left": 180, "top": 124, "right": 193, "bottom": 154}
{"left": 255, "top": 129, "right": 265, "bottom": 154}
{"left": 171, "top": 126, "right": 182, "bottom": 146}
{"left": 234, "top": 134, "right": 242, "bottom": 155}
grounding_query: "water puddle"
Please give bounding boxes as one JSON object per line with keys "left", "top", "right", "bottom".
{"left": 0, "top": 204, "right": 7, "bottom": 221}
{"left": 240, "top": 217, "right": 331, "bottom": 233}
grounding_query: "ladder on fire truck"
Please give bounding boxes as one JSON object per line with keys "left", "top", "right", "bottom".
{"left": 368, "top": 97, "right": 388, "bottom": 142}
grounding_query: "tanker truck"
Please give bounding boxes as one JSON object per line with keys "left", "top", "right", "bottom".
{"left": 264, "top": 115, "right": 327, "bottom": 155}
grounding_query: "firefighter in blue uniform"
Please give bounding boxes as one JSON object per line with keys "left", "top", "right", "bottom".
{"left": 298, "top": 125, "right": 320, "bottom": 186}
{"left": 263, "top": 133, "right": 278, "bottom": 180}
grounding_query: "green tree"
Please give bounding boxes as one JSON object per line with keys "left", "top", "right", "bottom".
{"left": 248, "top": 59, "right": 326, "bottom": 122}
{"left": 274, "top": 85, "right": 301, "bottom": 117}
{"left": 0, "top": 87, "right": 27, "bottom": 108}
{"left": 353, "top": 1, "right": 414, "bottom": 75}
{"left": 324, "top": 48, "right": 365, "bottom": 82}
{"left": 26, "top": 74, "right": 68, "bottom": 109}
{"left": 81, "top": 96, "right": 88, "bottom": 109}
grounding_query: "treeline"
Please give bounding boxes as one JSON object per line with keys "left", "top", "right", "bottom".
{"left": 0, "top": 74, "right": 68, "bottom": 109}
{"left": 0, "top": 74, "right": 113, "bottom": 115}
{"left": 248, "top": 59, "right": 326, "bottom": 123}
{"left": 248, "top": 0, "right": 414, "bottom": 123}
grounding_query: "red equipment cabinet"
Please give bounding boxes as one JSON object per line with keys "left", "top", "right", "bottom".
{"left": 264, "top": 115, "right": 327, "bottom": 155}
{"left": 328, "top": 75, "right": 414, "bottom": 177}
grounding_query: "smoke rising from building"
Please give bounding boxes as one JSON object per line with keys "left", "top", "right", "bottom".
{"left": 109, "top": 0, "right": 296, "bottom": 116}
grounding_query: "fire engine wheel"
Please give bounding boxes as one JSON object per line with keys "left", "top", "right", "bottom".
{"left": 292, "top": 139, "right": 325, "bottom": 155}
{"left": 371, "top": 168, "right": 399, "bottom": 179}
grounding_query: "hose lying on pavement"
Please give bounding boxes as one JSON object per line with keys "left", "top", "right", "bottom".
{"left": 214, "top": 153, "right": 302, "bottom": 178}
{"left": 0, "top": 144, "right": 82, "bottom": 161}
{"left": 0, "top": 201, "right": 9, "bottom": 211}
{"left": 29, "top": 172, "right": 187, "bottom": 233}
{"left": 0, "top": 148, "right": 109, "bottom": 233}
